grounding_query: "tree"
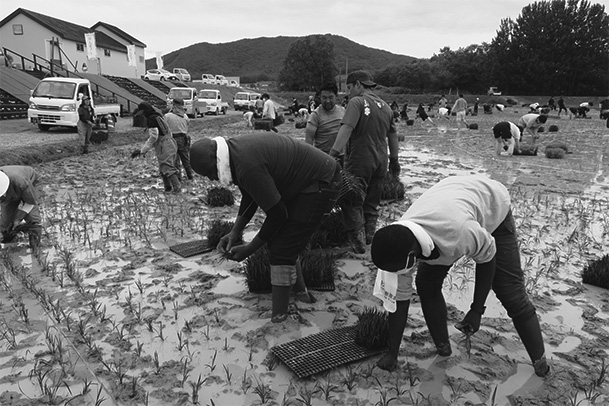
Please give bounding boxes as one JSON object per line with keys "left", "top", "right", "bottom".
{"left": 489, "top": 0, "right": 608, "bottom": 95}
{"left": 278, "top": 35, "right": 337, "bottom": 91}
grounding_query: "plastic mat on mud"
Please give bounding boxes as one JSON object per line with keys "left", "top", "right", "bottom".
{"left": 169, "top": 239, "right": 213, "bottom": 257}
{"left": 271, "top": 325, "right": 385, "bottom": 378}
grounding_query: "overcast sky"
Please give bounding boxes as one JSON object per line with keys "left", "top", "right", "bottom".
{"left": 3, "top": 0, "right": 535, "bottom": 59}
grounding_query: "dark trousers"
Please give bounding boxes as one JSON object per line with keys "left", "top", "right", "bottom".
{"left": 77, "top": 121, "right": 92, "bottom": 148}
{"left": 415, "top": 210, "right": 545, "bottom": 362}
{"left": 173, "top": 134, "right": 193, "bottom": 180}
{"left": 268, "top": 167, "right": 341, "bottom": 265}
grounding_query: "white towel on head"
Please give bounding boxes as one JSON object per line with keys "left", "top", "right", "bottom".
{"left": 214, "top": 136, "right": 232, "bottom": 186}
{"left": 392, "top": 220, "right": 434, "bottom": 257}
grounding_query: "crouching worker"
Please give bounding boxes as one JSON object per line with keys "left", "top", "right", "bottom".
{"left": 131, "top": 102, "right": 181, "bottom": 194}
{"left": 493, "top": 121, "right": 521, "bottom": 156}
{"left": 370, "top": 175, "right": 550, "bottom": 377}
{"left": 189, "top": 134, "right": 341, "bottom": 322}
{"left": 0, "top": 166, "right": 42, "bottom": 250}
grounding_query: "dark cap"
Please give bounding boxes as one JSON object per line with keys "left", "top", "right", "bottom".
{"left": 371, "top": 224, "right": 417, "bottom": 271}
{"left": 172, "top": 98, "right": 184, "bottom": 106}
{"left": 346, "top": 70, "right": 376, "bottom": 87}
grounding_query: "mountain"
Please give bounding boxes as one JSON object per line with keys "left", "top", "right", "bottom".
{"left": 145, "top": 34, "right": 417, "bottom": 82}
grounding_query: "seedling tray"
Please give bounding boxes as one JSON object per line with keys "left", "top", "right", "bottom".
{"left": 169, "top": 239, "right": 213, "bottom": 258}
{"left": 249, "top": 280, "right": 335, "bottom": 294}
{"left": 271, "top": 325, "right": 386, "bottom": 378}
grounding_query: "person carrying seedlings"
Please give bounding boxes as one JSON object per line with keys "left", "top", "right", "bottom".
{"left": 165, "top": 98, "right": 194, "bottom": 181}
{"left": 451, "top": 94, "right": 469, "bottom": 130}
{"left": 492, "top": 121, "right": 522, "bottom": 156}
{"left": 517, "top": 113, "right": 548, "bottom": 142}
{"left": 131, "top": 102, "right": 181, "bottom": 194}
{"left": 328, "top": 70, "right": 400, "bottom": 253}
{"left": 370, "top": 175, "right": 550, "bottom": 377}
{"left": 0, "top": 165, "right": 42, "bottom": 250}
{"left": 305, "top": 82, "right": 345, "bottom": 159}
{"left": 189, "top": 133, "right": 341, "bottom": 323}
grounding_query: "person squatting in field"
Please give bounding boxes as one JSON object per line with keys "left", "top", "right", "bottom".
{"left": 517, "top": 113, "right": 548, "bottom": 143}
{"left": 328, "top": 70, "right": 400, "bottom": 254}
{"left": 0, "top": 165, "right": 42, "bottom": 250}
{"left": 370, "top": 175, "right": 550, "bottom": 378}
{"left": 493, "top": 121, "right": 522, "bottom": 156}
{"left": 189, "top": 133, "right": 341, "bottom": 323}
{"left": 131, "top": 102, "right": 182, "bottom": 194}
{"left": 165, "top": 98, "right": 194, "bottom": 181}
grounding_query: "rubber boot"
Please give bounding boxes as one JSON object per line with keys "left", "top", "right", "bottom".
{"left": 347, "top": 229, "right": 366, "bottom": 254}
{"left": 293, "top": 259, "right": 315, "bottom": 303}
{"left": 271, "top": 285, "right": 292, "bottom": 323}
{"left": 513, "top": 313, "right": 548, "bottom": 376}
{"left": 82, "top": 144, "right": 89, "bottom": 154}
{"left": 377, "top": 300, "right": 410, "bottom": 371}
{"left": 162, "top": 175, "right": 172, "bottom": 192}
{"left": 364, "top": 218, "right": 377, "bottom": 245}
{"left": 168, "top": 173, "right": 182, "bottom": 194}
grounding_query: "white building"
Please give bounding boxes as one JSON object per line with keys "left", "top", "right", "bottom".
{"left": 0, "top": 8, "right": 146, "bottom": 78}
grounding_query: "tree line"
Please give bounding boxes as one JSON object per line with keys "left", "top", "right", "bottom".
{"left": 278, "top": 0, "right": 608, "bottom": 96}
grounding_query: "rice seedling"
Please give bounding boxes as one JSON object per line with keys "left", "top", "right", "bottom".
{"left": 300, "top": 249, "right": 337, "bottom": 288}
{"left": 153, "top": 350, "right": 161, "bottom": 374}
{"left": 156, "top": 322, "right": 165, "bottom": 341}
{"left": 240, "top": 368, "right": 252, "bottom": 394}
{"left": 296, "top": 384, "right": 317, "bottom": 406}
{"left": 206, "top": 219, "right": 242, "bottom": 248}
{"left": 339, "top": 364, "right": 359, "bottom": 391}
{"left": 206, "top": 186, "right": 235, "bottom": 207}
{"left": 184, "top": 319, "right": 193, "bottom": 333}
{"left": 374, "top": 384, "right": 398, "bottom": 406}
{"left": 253, "top": 376, "right": 273, "bottom": 404}
{"left": 145, "top": 318, "right": 154, "bottom": 333}
{"left": 315, "top": 373, "right": 339, "bottom": 401}
{"left": 180, "top": 358, "right": 190, "bottom": 388}
{"left": 308, "top": 207, "right": 348, "bottom": 249}
{"left": 173, "top": 300, "right": 179, "bottom": 321}
{"left": 189, "top": 374, "right": 207, "bottom": 404}
{"left": 223, "top": 364, "right": 233, "bottom": 385}
{"left": 134, "top": 278, "right": 145, "bottom": 295}
{"left": 381, "top": 172, "right": 406, "bottom": 201}
{"left": 94, "top": 385, "right": 106, "bottom": 406}
{"left": 354, "top": 307, "right": 389, "bottom": 350}
{"left": 222, "top": 337, "right": 232, "bottom": 351}
{"left": 176, "top": 330, "right": 187, "bottom": 351}
{"left": 205, "top": 349, "right": 218, "bottom": 372}
{"left": 390, "top": 376, "right": 409, "bottom": 397}
{"left": 133, "top": 340, "right": 144, "bottom": 358}
{"left": 244, "top": 244, "right": 271, "bottom": 293}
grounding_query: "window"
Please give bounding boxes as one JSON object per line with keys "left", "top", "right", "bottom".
{"left": 76, "top": 43, "right": 84, "bottom": 52}
{"left": 104, "top": 49, "right": 111, "bottom": 57}
{"left": 13, "top": 24, "right": 23, "bottom": 35}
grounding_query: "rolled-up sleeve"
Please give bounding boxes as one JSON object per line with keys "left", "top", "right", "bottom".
{"left": 463, "top": 220, "right": 496, "bottom": 263}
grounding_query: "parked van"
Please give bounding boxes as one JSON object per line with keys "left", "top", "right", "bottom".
{"left": 198, "top": 89, "right": 229, "bottom": 115}
{"left": 215, "top": 75, "right": 228, "bottom": 86}
{"left": 172, "top": 68, "right": 191, "bottom": 81}
{"left": 201, "top": 74, "right": 216, "bottom": 84}
{"left": 233, "top": 92, "right": 261, "bottom": 111}
{"left": 167, "top": 87, "right": 202, "bottom": 118}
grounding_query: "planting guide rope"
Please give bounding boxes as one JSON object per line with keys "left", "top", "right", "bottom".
{"left": 9, "top": 251, "right": 119, "bottom": 406}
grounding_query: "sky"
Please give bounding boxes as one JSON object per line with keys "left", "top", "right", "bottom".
{"left": 2, "top": 0, "right": 537, "bottom": 59}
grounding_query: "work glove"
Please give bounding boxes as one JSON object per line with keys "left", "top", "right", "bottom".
{"left": 455, "top": 307, "right": 484, "bottom": 335}
{"left": 389, "top": 157, "right": 400, "bottom": 176}
{"left": 131, "top": 149, "right": 141, "bottom": 159}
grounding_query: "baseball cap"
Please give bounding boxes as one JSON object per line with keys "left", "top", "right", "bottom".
{"left": 346, "top": 70, "right": 376, "bottom": 87}
{"left": 172, "top": 98, "right": 184, "bottom": 106}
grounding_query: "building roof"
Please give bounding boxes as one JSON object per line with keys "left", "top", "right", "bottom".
{"left": 90, "top": 21, "right": 146, "bottom": 48}
{"left": 0, "top": 8, "right": 130, "bottom": 53}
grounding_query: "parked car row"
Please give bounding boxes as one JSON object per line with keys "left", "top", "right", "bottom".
{"left": 233, "top": 91, "right": 261, "bottom": 111}
{"left": 165, "top": 87, "right": 229, "bottom": 117}
{"left": 143, "top": 68, "right": 191, "bottom": 82}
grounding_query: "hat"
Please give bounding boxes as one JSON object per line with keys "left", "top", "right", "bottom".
{"left": 346, "top": 70, "right": 376, "bottom": 87}
{"left": 82, "top": 95, "right": 90, "bottom": 101}
{"left": 172, "top": 98, "right": 184, "bottom": 106}
{"left": 0, "top": 171, "right": 9, "bottom": 197}
{"left": 371, "top": 224, "right": 417, "bottom": 271}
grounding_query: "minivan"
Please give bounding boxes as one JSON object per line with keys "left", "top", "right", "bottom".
{"left": 172, "top": 68, "right": 191, "bottom": 81}
{"left": 201, "top": 74, "right": 216, "bottom": 84}
{"left": 215, "top": 75, "right": 228, "bottom": 86}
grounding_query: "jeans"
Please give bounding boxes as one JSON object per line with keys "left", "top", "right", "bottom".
{"left": 267, "top": 167, "right": 341, "bottom": 266}
{"left": 415, "top": 210, "right": 545, "bottom": 361}
{"left": 173, "top": 134, "right": 193, "bottom": 179}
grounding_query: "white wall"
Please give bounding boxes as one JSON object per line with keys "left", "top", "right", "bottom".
{"left": 93, "top": 25, "right": 146, "bottom": 78}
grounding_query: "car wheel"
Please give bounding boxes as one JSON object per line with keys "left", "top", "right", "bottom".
{"left": 144, "top": 77, "right": 149, "bottom": 81}
{"left": 160, "top": 77, "right": 165, "bottom": 81}
{"left": 38, "top": 124, "right": 50, "bottom": 131}
{"left": 222, "top": 108, "right": 226, "bottom": 115}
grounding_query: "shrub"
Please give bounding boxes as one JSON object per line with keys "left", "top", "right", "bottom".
{"left": 206, "top": 220, "right": 242, "bottom": 249}
{"left": 548, "top": 125, "right": 559, "bottom": 132}
{"left": 206, "top": 187, "right": 235, "bottom": 207}
{"left": 581, "top": 254, "right": 609, "bottom": 289}
{"left": 354, "top": 307, "right": 389, "bottom": 350}
{"left": 545, "top": 148, "right": 565, "bottom": 159}
{"left": 381, "top": 172, "right": 405, "bottom": 201}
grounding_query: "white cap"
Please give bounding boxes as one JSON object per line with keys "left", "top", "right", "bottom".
{"left": 0, "top": 171, "right": 8, "bottom": 196}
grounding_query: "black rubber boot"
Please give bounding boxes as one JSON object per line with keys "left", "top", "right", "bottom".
{"left": 377, "top": 300, "right": 410, "bottom": 371}
{"left": 271, "top": 285, "right": 292, "bottom": 323}
{"left": 513, "top": 313, "right": 548, "bottom": 376}
{"left": 168, "top": 174, "right": 182, "bottom": 194}
{"left": 162, "top": 175, "right": 172, "bottom": 192}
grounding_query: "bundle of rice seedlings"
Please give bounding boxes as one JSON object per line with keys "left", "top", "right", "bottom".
{"left": 467, "top": 123, "right": 479, "bottom": 130}
{"left": 354, "top": 307, "right": 389, "bottom": 350}
{"left": 548, "top": 125, "right": 559, "bottom": 132}
{"left": 581, "top": 254, "right": 609, "bottom": 289}
{"left": 381, "top": 172, "right": 405, "bottom": 201}
{"left": 514, "top": 145, "right": 538, "bottom": 156}
{"left": 308, "top": 207, "right": 348, "bottom": 249}
{"left": 406, "top": 119, "right": 414, "bottom": 126}
{"left": 206, "top": 186, "right": 235, "bottom": 207}
{"left": 537, "top": 126, "right": 544, "bottom": 133}
{"left": 545, "top": 148, "right": 565, "bottom": 159}
{"left": 338, "top": 169, "right": 365, "bottom": 206}
{"left": 206, "top": 220, "right": 242, "bottom": 249}
{"left": 545, "top": 142, "right": 568, "bottom": 153}
{"left": 397, "top": 134, "right": 405, "bottom": 142}
{"left": 244, "top": 245, "right": 271, "bottom": 293}
{"left": 300, "top": 249, "right": 337, "bottom": 287}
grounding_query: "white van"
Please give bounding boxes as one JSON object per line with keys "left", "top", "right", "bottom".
{"left": 215, "top": 75, "right": 228, "bottom": 86}
{"left": 167, "top": 87, "right": 201, "bottom": 118}
{"left": 233, "top": 92, "right": 261, "bottom": 111}
{"left": 201, "top": 74, "right": 216, "bottom": 84}
{"left": 172, "top": 68, "right": 191, "bottom": 81}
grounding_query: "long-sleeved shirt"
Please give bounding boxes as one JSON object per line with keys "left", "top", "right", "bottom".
{"left": 452, "top": 97, "right": 468, "bottom": 113}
